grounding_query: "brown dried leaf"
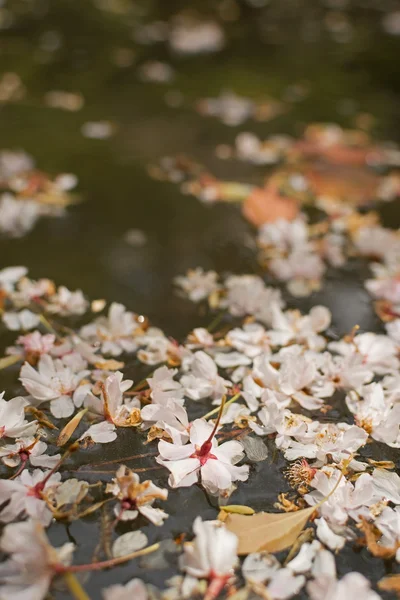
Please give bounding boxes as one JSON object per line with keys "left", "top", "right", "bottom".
{"left": 223, "top": 505, "right": 315, "bottom": 555}
{"left": 242, "top": 185, "right": 299, "bottom": 227}
{"left": 378, "top": 575, "right": 400, "bottom": 597}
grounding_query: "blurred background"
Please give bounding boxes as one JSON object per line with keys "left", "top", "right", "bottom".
{"left": 0, "top": 0, "right": 400, "bottom": 338}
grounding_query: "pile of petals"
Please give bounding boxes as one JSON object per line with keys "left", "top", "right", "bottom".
{"left": 0, "top": 261, "right": 399, "bottom": 599}
{"left": 0, "top": 150, "right": 78, "bottom": 237}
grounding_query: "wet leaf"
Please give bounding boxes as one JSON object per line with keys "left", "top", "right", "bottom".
{"left": 242, "top": 184, "right": 299, "bottom": 227}
{"left": 223, "top": 505, "right": 316, "bottom": 555}
{"left": 224, "top": 471, "right": 344, "bottom": 554}
{"left": 112, "top": 531, "right": 148, "bottom": 558}
{"left": 240, "top": 436, "right": 269, "bottom": 462}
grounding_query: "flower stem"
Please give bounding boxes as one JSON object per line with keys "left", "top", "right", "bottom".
{"left": 63, "top": 572, "right": 91, "bottom": 600}
{"left": 63, "top": 543, "right": 159, "bottom": 573}
{"left": 203, "top": 393, "right": 240, "bottom": 420}
{"left": 40, "top": 442, "right": 79, "bottom": 488}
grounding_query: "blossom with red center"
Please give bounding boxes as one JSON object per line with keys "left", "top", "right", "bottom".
{"left": 156, "top": 418, "right": 249, "bottom": 495}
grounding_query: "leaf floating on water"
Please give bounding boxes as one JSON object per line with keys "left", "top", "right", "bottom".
{"left": 112, "top": 531, "right": 148, "bottom": 558}
{"left": 224, "top": 471, "right": 344, "bottom": 554}
{"left": 223, "top": 506, "right": 316, "bottom": 555}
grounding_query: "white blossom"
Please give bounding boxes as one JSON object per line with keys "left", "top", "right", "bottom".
{"left": 0, "top": 520, "right": 74, "bottom": 600}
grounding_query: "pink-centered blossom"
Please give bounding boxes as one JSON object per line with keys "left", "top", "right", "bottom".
{"left": 157, "top": 418, "right": 249, "bottom": 495}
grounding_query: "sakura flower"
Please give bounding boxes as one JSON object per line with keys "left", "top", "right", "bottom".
{"left": 258, "top": 217, "right": 308, "bottom": 251}
{"left": 6, "top": 331, "right": 55, "bottom": 360}
{"left": 269, "top": 249, "right": 325, "bottom": 297}
{"left": 242, "top": 552, "right": 280, "bottom": 584}
{"left": 314, "top": 517, "right": 346, "bottom": 551}
{"left": 307, "top": 572, "right": 382, "bottom": 600}
{"left": 10, "top": 276, "right": 54, "bottom": 306}
{"left": 20, "top": 354, "right": 90, "bottom": 418}
{"left": 84, "top": 371, "right": 138, "bottom": 426}
{"left": 346, "top": 383, "right": 400, "bottom": 446}
{"left": 0, "top": 265, "right": 27, "bottom": 292}
{"left": 375, "top": 506, "right": 400, "bottom": 559}
{"left": 0, "top": 393, "right": 37, "bottom": 439}
{"left": 222, "top": 274, "right": 283, "bottom": 325}
{"left": 103, "top": 578, "right": 148, "bottom": 600}
{"left": 170, "top": 20, "right": 225, "bottom": 55}
{"left": 372, "top": 469, "right": 400, "bottom": 504}
{"left": 181, "top": 351, "right": 228, "bottom": 402}
{"left": 46, "top": 285, "right": 88, "bottom": 316}
{"left": 280, "top": 420, "right": 368, "bottom": 464}
{"left": 106, "top": 465, "right": 168, "bottom": 525}
{"left": 141, "top": 396, "right": 189, "bottom": 444}
{"left": 136, "top": 327, "right": 176, "bottom": 365}
{"left": 0, "top": 193, "right": 40, "bottom": 237}
{"left": 2, "top": 309, "right": 40, "bottom": 331}
{"left": 225, "top": 323, "right": 271, "bottom": 358}
{"left": 79, "top": 421, "right": 117, "bottom": 444}
{"left": 253, "top": 348, "right": 323, "bottom": 410}
{"left": 268, "top": 305, "right": 331, "bottom": 351}
{"left": 354, "top": 225, "right": 400, "bottom": 261}
{"left": 214, "top": 350, "right": 251, "bottom": 368}
{"left": 386, "top": 319, "right": 400, "bottom": 344}
{"left": 265, "top": 568, "right": 306, "bottom": 599}
{"left": 305, "top": 467, "right": 376, "bottom": 526}
{"left": 365, "top": 263, "right": 400, "bottom": 303}
{"left": 186, "top": 327, "right": 214, "bottom": 349}
{"left": 0, "top": 520, "right": 74, "bottom": 600}
{"left": 0, "top": 437, "right": 60, "bottom": 469}
{"left": 313, "top": 351, "right": 373, "bottom": 396}
{"left": 157, "top": 418, "right": 249, "bottom": 495}
{"left": 80, "top": 302, "right": 140, "bottom": 356}
{"left": 180, "top": 517, "right": 238, "bottom": 597}
{"left": 174, "top": 268, "right": 220, "bottom": 302}
{"left": 329, "top": 332, "right": 399, "bottom": 374}
{"left": 147, "top": 366, "right": 184, "bottom": 403}
{"left": 0, "top": 468, "right": 61, "bottom": 526}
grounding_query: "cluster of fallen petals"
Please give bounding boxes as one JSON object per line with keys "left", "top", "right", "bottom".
{"left": 0, "top": 150, "right": 77, "bottom": 237}
{"left": 0, "top": 249, "right": 398, "bottom": 599}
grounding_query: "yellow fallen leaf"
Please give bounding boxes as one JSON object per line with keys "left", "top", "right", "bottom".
{"left": 224, "top": 471, "right": 344, "bottom": 555}
{"left": 223, "top": 505, "right": 316, "bottom": 555}
{"left": 220, "top": 505, "right": 255, "bottom": 515}
{"left": 57, "top": 408, "right": 88, "bottom": 446}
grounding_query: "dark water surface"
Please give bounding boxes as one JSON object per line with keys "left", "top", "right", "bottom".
{"left": 0, "top": 0, "right": 400, "bottom": 597}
